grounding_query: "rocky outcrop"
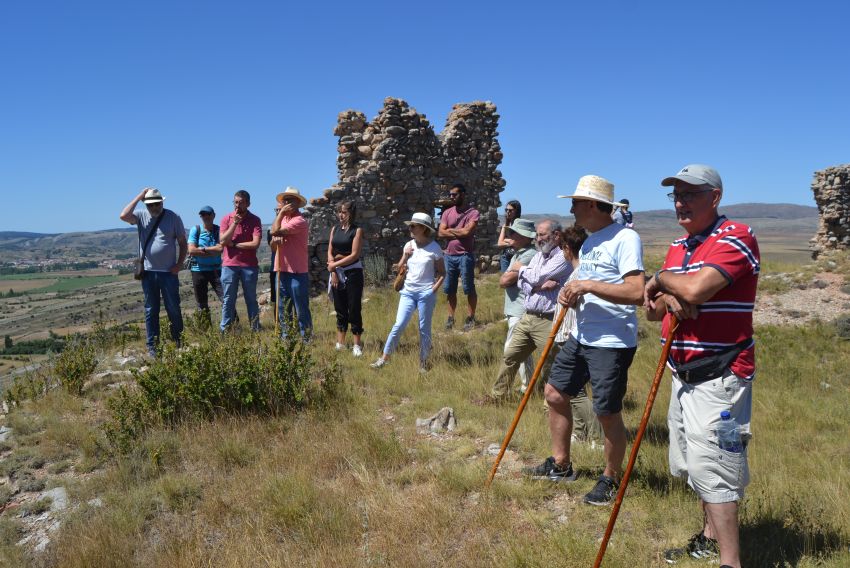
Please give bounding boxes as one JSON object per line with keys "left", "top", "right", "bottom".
{"left": 810, "top": 164, "right": 850, "bottom": 258}
{"left": 303, "top": 97, "right": 506, "bottom": 289}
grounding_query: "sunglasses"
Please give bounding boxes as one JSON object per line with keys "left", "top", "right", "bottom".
{"left": 667, "top": 189, "right": 714, "bottom": 203}
{"left": 199, "top": 212, "right": 213, "bottom": 216}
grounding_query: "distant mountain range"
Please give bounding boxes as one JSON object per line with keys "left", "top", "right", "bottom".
{"left": 0, "top": 203, "right": 819, "bottom": 262}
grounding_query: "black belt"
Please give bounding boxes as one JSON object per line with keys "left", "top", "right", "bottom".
{"left": 526, "top": 311, "right": 554, "bottom": 320}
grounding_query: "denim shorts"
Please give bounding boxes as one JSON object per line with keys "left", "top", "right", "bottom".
{"left": 443, "top": 253, "right": 476, "bottom": 296}
{"left": 548, "top": 335, "right": 636, "bottom": 415}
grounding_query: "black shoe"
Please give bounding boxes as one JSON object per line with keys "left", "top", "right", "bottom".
{"left": 463, "top": 316, "right": 476, "bottom": 331}
{"left": 663, "top": 531, "right": 719, "bottom": 564}
{"left": 583, "top": 474, "right": 617, "bottom": 506}
{"left": 445, "top": 316, "right": 455, "bottom": 330}
{"left": 522, "top": 456, "right": 577, "bottom": 483}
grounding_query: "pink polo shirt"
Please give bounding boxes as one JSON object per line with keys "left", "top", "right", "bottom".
{"left": 221, "top": 211, "right": 262, "bottom": 267}
{"left": 274, "top": 212, "right": 309, "bottom": 274}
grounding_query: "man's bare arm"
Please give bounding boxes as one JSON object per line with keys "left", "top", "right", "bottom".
{"left": 119, "top": 188, "right": 149, "bottom": 225}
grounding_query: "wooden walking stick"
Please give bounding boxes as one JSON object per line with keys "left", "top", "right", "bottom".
{"left": 593, "top": 316, "right": 680, "bottom": 568}
{"left": 274, "top": 271, "right": 281, "bottom": 334}
{"left": 485, "top": 307, "right": 568, "bottom": 488}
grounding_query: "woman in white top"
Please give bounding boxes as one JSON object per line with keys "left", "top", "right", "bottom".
{"left": 372, "top": 213, "right": 446, "bottom": 372}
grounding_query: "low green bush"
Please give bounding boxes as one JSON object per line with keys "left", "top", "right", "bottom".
{"left": 104, "top": 326, "right": 342, "bottom": 454}
{"left": 834, "top": 313, "right": 850, "bottom": 340}
{"left": 53, "top": 337, "right": 97, "bottom": 395}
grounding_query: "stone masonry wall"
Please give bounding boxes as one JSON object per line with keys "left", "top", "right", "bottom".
{"left": 810, "top": 164, "right": 850, "bottom": 258}
{"left": 303, "top": 97, "right": 506, "bottom": 289}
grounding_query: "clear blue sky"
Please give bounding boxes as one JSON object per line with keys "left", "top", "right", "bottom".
{"left": 2, "top": 1, "right": 848, "bottom": 233}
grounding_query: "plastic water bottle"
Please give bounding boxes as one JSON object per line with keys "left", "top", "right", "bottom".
{"left": 716, "top": 410, "right": 743, "bottom": 453}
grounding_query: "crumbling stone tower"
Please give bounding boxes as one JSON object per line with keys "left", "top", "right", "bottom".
{"left": 810, "top": 164, "right": 850, "bottom": 258}
{"left": 304, "top": 97, "right": 506, "bottom": 288}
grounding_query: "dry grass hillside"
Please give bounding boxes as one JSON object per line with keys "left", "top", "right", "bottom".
{"left": 0, "top": 249, "right": 848, "bottom": 567}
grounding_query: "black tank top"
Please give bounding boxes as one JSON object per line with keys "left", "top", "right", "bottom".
{"left": 331, "top": 224, "right": 358, "bottom": 257}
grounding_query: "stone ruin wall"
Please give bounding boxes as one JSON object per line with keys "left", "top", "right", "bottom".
{"left": 810, "top": 164, "right": 850, "bottom": 258}
{"left": 302, "top": 97, "right": 506, "bottom": 290}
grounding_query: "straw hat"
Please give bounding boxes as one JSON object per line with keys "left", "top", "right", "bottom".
{"left": 276, "top": 186, "right": 307, "bottom": 208}
{"left": 142, "top": 188, "right": 165, "bottom": 204}
{"left": 557, "top": 175, "right": 623, "bottom": 207}
{"left": 403, "top": 212, "right": 436, "bottom": 233}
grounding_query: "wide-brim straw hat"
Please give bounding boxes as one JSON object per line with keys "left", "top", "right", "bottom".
{"left": 507, "top": 218, "right": 536, "bottom": 239}
{"left": 557, "top": 175, "right": 623, "bottom": 207}
{"left": 403, "top": 212, "right": 436, "bottom": 233}
{"left": 276, "top": 186, "right": 307, "bottom": 208}
{"left": 142, "top": 188, "right": 165, "bottom": 204}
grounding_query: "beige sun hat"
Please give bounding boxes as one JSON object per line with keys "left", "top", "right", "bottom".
{"left": 276, "top": 186, "right": 307, "bottom": 208}
{"left": 142, "top": 188, "right": 165, "bottom": 204}
{"left": 557, "top": 175, "right": 623, "bottom": 207}
{"left": 403, "top": 212, "right": 436, "bottom": 233}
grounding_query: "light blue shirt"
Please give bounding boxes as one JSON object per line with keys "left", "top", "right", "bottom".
{"left": 504, "top": 246, "right": 537, "bottom": 317}
{"left": 572, "top": 222, "right": 644, "bottom": 348}
{"left": 135, "top": 209, "right": 185, "bottom": 272}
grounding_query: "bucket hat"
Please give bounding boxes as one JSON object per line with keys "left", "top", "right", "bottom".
{"left": 557, "top": 175, "right": 623, "bottom": 206}
{"left": 507, "top": 218, "right": 536, "bottom": 239}
{"left": 276, "top": 186, "right": 308, "bottom": 208}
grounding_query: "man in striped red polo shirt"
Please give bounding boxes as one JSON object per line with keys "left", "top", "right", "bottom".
{"left": 644, "top": 164, "right": 759, "bottom": 568}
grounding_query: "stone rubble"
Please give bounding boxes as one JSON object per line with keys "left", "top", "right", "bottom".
{"left": 303, "top": 97, "right": 507, "bottom": 290}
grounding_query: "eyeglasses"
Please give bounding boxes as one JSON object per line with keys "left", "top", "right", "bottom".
{"left": 667, "top": 189, "right": 714, "bottom": 203}
{"left": 199, "top": 212, "right": 213, "bottom": 216}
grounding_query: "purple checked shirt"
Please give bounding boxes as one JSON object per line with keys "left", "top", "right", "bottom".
{"left": 518, "top": 247, "right": 573, "bottom": 314}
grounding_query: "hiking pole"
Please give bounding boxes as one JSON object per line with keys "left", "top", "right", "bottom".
{"left": 593, "top": 316, "right": 680, "bottom": 568}
{"left": 485, "top": 307, "right": 568, "bottom": 488}
{"left": 274, "top": 271, "right": 281, "bottom": 335}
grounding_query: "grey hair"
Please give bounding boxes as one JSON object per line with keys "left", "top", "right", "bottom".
{"left": 538, "top": 219, "right": 562, "bottom": 234}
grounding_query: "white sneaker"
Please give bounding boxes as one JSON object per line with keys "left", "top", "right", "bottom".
{"left": 370, "top": 358, "right": 386, "bottom": 369}
{"left": 352, "top": 345, "right": 363, "bottom": 357}
{"left": 335, "top": 342, "right": 345, "bottom": 351}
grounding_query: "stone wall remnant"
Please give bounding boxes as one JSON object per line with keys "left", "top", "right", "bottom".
{"left": 303, "top": 97, "right": 506, "bottom": 289}
{"left": 810, "top": 164, "right": 850, "bottom": 258}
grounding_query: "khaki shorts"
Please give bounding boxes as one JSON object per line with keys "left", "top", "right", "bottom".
{"left": 668, "top": 368, "right": 752, "bottom": 504}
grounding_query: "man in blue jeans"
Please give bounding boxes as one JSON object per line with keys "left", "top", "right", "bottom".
{"left": 437, "top": 183, "right": 480, "bottom": 331}
{"left": 219, "top": 189, "right": 263, "bottom": 332}
{"left": 270, "top": 187, "right": 312, "bottom": 339}
{"left": 119, "top": 187, "right": 187, "bottom": 356}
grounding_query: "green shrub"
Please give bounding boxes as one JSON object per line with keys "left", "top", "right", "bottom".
{"left": 53, "top": 337, "right": 97, "bottom": 395}
{"left": 834, "top": 313, "right": 850, "bottom": 340}
{"left": 104, "top": 327, "right": 342, "bottom": 453}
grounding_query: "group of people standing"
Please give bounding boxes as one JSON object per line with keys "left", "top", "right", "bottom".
{"left": 480, "top": 165, "right": 758, "bottom": 568}
{"left": 119, "top": 162, "right": 757, "bottom": 568}
{"left": 120, "top": 186, "right": 315, "bottom": 355}
{"left": 118, "top": 182, "right": 482, "bottom": 370}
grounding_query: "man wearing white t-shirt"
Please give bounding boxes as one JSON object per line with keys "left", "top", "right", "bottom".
{"left": 524, "top": 175, "right": 644, "bottom": 508}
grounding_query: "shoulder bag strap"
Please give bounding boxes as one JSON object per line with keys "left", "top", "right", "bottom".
{"left": 139, "top": 212, "right": 165, "bottom": 262}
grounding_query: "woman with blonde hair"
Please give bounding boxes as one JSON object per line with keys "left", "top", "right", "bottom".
{"left": 371, "top": 212, "right": 445, "bottom": 372}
